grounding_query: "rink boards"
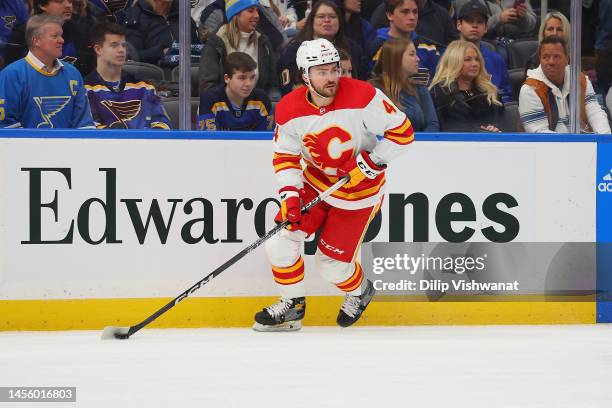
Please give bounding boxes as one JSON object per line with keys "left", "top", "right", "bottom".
{"left": 0, "top": 130, "right": 610, "bottom": 329}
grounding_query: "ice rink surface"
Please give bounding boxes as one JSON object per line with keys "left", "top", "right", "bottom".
{"left": 1, "top": 325, "right": 612, "bottom": 407}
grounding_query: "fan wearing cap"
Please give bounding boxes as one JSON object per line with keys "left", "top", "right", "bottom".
{"left": 253, "top": 38, "right": 414, "bottom": 332}
{"left": 456, "top": 0, "right": 511, "bottom": 103}
{"left": 453, "top": 0, "right": 536, "bottom": 40}
{"left": 198, "top": 0, "right": 279, "bottom": 99}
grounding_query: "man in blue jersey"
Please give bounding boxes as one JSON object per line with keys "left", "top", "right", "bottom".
{"left": 197, "top": 52, "right": 274, "bottom": 131}
{"left": 84, "top": 22, "right": 171, "bottom": 129}
{"left": 0, "top": 14, "right": 94, "bottom": 129}
{"left": 364, "top": 0, "right": 440, "bottom": 85}
{"left": 0, "top": 0, "right": 29, "bottom": 65}
{"left": 5, "top": 0, "right": 96, "bottom": 76}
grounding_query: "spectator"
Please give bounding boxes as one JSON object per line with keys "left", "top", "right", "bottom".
{"left": 0, "top": 14, "right": 94, "bottom": 128}
{"left": 84, "top": 22, "right": 171, "bottom": 129}
{"left": 519, "top": 36, "right": 611, "bottom": 134}
{"left": 5, "top": 0, "right": 97, "bottom": 76}
{"left": 456, "top": 0, "right": 511, "bottom": 103}
{"left": 0, "top": 0, "right": 29, "bottom": 64}
{"left": 198, "top": 0, "right": 286, "bottom": 50}
{"left": 364, "top": 0, "right": 439, "bottom": 85}
{"left": 197, "top": 51, "right": 273, "bottom": 131}
{"left": 87, "top": 0, "right": 135, "bottom": 22}
{"left": 339, "top": 47, "right": 353, "bottom": 77}
{"left": 370, "top": 38, "right": 439, "bottom": 131}
{"left": 260, "top": 0, "right": 294, "bottom": 37}
{"left": 337, "top": 0, "right": 375, "bottom": 50}
{"left": 274, "top": 0, "right": 298, "bottom": 33}
{"left": 525, "top": 11, "right": 570, "bottom": 73}
{"left": 199, "top": 0, "right": 279, "bottom": 98}
{"left": 429, "top": 40, "right": 504, "bottom": 132}
{"left": 278, "top": 0, "right": 363, "bottom": 94}
{"left": 370, "top": 0, "right": 458, "bottom": 47}
{"left": 122, "top": 0, "right": 200, "bottom": 66}
{"left": 595, "top": 0, "right": 612, "bottom": 96}
{"left": 191, "top": 0, "right": 210, "bottom": 24}
{"left": 453, "top": 0, "right": 537, "bottom": 40}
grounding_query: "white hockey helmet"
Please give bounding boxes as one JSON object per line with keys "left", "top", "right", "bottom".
{"left": 296, "top": 38, "right": 340, "bottom": 82}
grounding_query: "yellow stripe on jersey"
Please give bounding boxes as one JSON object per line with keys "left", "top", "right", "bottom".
{"left": 211, "top": 102, "right": 230, "bottom": 114}
{"left": 274, "top": 161, "right": 302, "bottom": 173}
{"left": 246, "top": 100, "right": 269, "bottom": 116}
{"left": 384, "top": 119, "right": 414, "bottom": 145}
{"left": 304, "top": 167, "right": 385, "bottom": 200}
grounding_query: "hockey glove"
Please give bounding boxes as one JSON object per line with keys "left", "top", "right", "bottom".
{"left": 274, "top": 186, "right": 304, "bottom": 230}
{"left": 337, "top": 151, "right": 386, "bottom": 189}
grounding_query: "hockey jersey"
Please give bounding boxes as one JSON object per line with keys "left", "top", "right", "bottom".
{"left": 197, "top": 83, "right": 274, "bottom": 131}
{"left": 273, "top": 77, "right": 414, "bottom": 210}
{"left": 0, "top": 53, "right": 94, "bottom": 129}
{"left": 365, "top": 29, "right": 440, "bottom": 86}
{"left": 0, "top": 0, "right": 28, "bottom": 58}
{"left": 84, "top": 71, "right": 171, "bottom": 129}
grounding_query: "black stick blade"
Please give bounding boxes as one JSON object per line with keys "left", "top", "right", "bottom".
{"left": 101, "top": 326, "right": 131, "bottom": 340}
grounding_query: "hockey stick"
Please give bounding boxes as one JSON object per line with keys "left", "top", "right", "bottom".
{"left": 101, "top": 176, "right": 349, "bottom": 340}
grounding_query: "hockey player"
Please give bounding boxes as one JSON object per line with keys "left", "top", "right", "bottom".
{"left": 85, "top": 22, "right": 171, "bottom": 130}
{"left": 0, "top": 14, "right": 94, "bottom": 129}
{"left": 253, "top": 38, "right": 414, "bottom": 332}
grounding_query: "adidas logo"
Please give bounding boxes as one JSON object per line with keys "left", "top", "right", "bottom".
{"left": 598, "top": 169, "right": 612, "bottom": 192}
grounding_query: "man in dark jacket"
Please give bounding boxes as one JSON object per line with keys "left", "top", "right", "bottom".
{"left": 5, "top": 0, "right": 97, "bottom": 76}
{"left": 364, "top": 0, "right": 440, "bottom": 84}
{"left": 370, "top": 0, "right": 458, "bottom": 47}
{"left": 121, "top": 0, "right": 200, "bottom": 65}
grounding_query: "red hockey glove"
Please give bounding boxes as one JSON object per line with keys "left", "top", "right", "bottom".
{"left": 274, "top": 186, "right": 304, "bottom": 230}
{"left": 337, "top": 151, "right": 386, "bottom": 189}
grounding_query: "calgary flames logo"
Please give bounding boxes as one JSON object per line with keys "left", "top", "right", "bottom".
{"left": 303, "top": 126, "right": 354, "bottom": 172}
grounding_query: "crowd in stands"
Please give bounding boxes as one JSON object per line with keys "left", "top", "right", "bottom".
{"left": 0, "top": 0, "right": 610, "bottom": 134}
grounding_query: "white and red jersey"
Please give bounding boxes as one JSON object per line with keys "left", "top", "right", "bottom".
{"left": 272, "top": 77, "right": 414, "bottom": 210}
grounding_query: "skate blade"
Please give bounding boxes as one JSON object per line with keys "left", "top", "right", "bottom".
{"left": 252, "top": 320, "right": 302, "bottom": 332}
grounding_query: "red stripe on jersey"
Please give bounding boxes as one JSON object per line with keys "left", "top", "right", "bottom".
{"left": 384, "top": 119, "right": 415, "bottom": 145}
{"left": 273, "top": 153, "right": 302, "bottom": 173}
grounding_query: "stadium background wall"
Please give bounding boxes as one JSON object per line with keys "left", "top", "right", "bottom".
{"left": 0, "top": 130, "right": 609, "bottom": 329}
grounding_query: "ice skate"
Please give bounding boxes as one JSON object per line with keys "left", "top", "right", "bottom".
{"left": 337, "top": 279, "right": 376, "bottom": 327}
{"left": 253, "top": 297, "right": 305, "bottom": 332}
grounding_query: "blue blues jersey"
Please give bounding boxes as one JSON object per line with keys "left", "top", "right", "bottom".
{"left": 84, "top": 71, "right": 171, "bottom": 129}
{"left": 0, "top": 0, "right": 28, "bottom": 58}
{"left": 365, "top": 28, "right": 440, "bottom": 86}
{"left": 197, "top": 84, "right": 274, "bottom": 131}
{"left": 0, "top": 55, "right": 94, "bottom": 129}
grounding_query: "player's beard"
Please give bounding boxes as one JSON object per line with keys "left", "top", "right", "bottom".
{"left": 312, "top": 80, "right": 338, "bottom": 98}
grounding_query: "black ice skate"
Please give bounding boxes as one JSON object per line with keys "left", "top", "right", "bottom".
{"left": 337, "top": 279, "right": 376, "bottom": 327}
{"left": 253, "top": 297, "right": 306, "bottom": 332}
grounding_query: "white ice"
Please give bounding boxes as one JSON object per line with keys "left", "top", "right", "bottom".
{"left": 1, "top": 325, "right": 612, "bottom": 408}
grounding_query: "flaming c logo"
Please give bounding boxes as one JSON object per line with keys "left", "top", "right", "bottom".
{"left": 303, "top": 126, "right": 354, "bottom": 171}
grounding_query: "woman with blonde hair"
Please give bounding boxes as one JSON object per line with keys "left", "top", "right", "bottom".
{"left": 370, "top": 38, "right": 439, "bottom": 132}
{"left": 525, "top": 11, "right": 571, "bottom": 71}
{"left": 429, "top": 40, "right": 504, "bottom": 132}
